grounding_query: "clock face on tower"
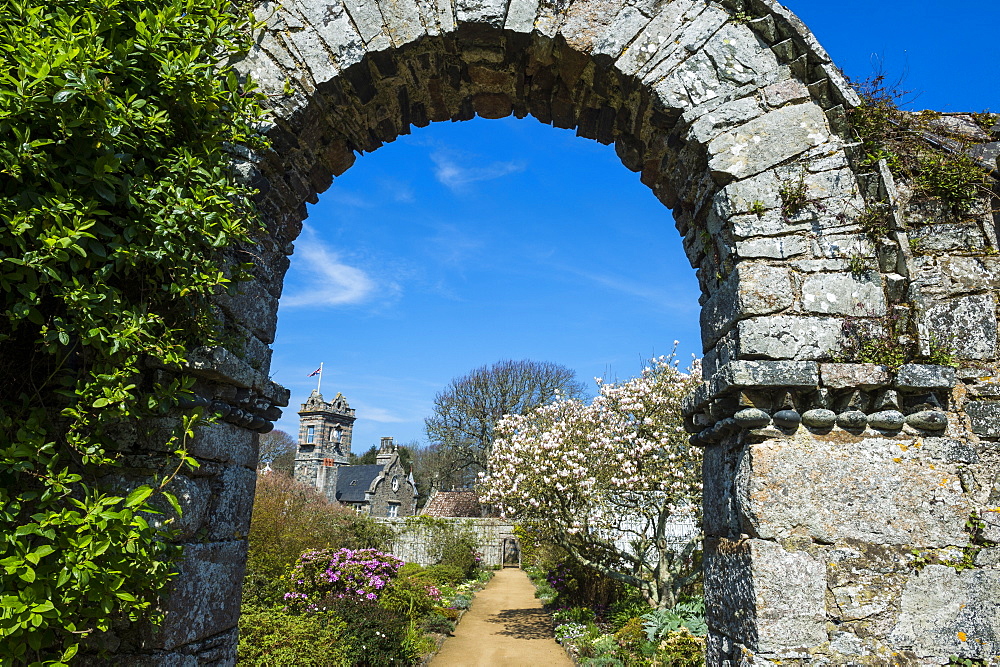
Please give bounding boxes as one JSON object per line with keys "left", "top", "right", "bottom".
{"left": 391, "top": 476, "right": 399, "bottom": 492}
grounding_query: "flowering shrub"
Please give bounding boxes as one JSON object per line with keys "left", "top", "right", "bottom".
{"left": 480, "top": 353, "right": 703, "bottom": 608}
{"left": 554, "top": 622, "right": 590, "bottom": 644}
{"left": 285, "top": 548, "right": 403, "bottom": 611}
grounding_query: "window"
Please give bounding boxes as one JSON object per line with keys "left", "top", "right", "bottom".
{"left": 306, "top": 425, "right": 315, "bottom": 444}
{"left": 387, "top": 503, "right": 400, "bottom": 518}
{"left": 349, "top": 479, "right": 358, "bottom": 486}
{"left": 354, "top": 504, "right": 366, "bottom": 514}
{"left": 322, "top": 458, "right": 334, "bottom": 467}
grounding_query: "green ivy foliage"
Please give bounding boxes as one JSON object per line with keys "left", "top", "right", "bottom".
{"left": 0, "top": 0, "right": 266, "bottom": 662}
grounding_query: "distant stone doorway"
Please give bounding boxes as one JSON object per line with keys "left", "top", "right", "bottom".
{"left": 501, "top": 537, "right": 520, "bottom": 568}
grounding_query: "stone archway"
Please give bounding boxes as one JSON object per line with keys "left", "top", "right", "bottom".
{"left": 133, "top": 0, "right": 1000, "bottom": 663}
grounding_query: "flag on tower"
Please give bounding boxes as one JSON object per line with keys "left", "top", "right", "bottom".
{"left": 308, "top": 367, "right": 321, "bottom": 377}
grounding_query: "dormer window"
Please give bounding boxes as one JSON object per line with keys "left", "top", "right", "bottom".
{"left": 350, "top": 479, "right": 358, "bottom": 486}
{"left": 306, "top": 425, "right": 315, "bottom": 444}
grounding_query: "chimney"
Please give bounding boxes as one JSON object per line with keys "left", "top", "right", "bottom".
{"left": 376, "top": 436, "right": 395, "bottom": 465}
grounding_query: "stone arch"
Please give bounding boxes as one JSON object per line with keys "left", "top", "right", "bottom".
{"left": 129, "top": 1, "right": 1000, "bottom": 664}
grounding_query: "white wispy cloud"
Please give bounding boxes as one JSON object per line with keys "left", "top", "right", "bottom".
{"left": 351, "top": 403, "right": 409, "bottom": 424}
{"left": 281, "top": 228, "right": 378, "bottom": 308}
{"left": 559, "top": 265, "right": 699, "bottom": 314}
{"left": 431, "top": 150, "right": 525, "bottom": 192}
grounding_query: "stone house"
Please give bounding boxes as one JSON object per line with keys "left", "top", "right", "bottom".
{"left": 293, "top": 389, "right": 417, "bottom": 517}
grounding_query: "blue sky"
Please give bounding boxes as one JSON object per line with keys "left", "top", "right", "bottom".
{"left": 269, "top": 2, "right": 998, "bottom": 450}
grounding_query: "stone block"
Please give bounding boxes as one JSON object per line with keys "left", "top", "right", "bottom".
{"left": 705, "top": 538, "right": 827, "bottom": 654}
{"left": 215, "top": 280, "right": 279, "bottom": 344}
{"left": 203, "top": 466, "right": 258, "bottom": 540}
{"left": 909, "top": 222, "right": 986, "bottom": 253}
{"left": 708, "top": 103, "right": 831, "bottom": 179}
{"left": 687, "top": 97, "right": 764, "bottom": 145}
{"left": 762, "top": 79, "right": 810, "bottom": 107}
{"left": 378, "top": 0, "right": 426, "bottom": 45}
{"left": 456, "top": 0, "right": 509, "bottom": 27}
{"left": 701, "top": 264, "right": 793, "bottom": 345}
{"left": 342, "top": 0, "right": 387, "bottom": 43}
{"left": 894, "top": 364, "right": 957, "bottom": 390}
{"left": 801, "top": 272, "right": 886, "bottom": 316}
{"left": 153, "top": 541, "right": 248, "bottom": 651}
{"left": 820, "top": 363, "right": 891, "bottom": 389}
{"left": 889, "top": 565, "right": 1000, "bottom": 660}
{"left": 735, "top": 234, "right": 810, "bottom": 259}
{"left": 711, "top": 360, "right": 819, "bottom": 394}
{"left": 740, "top": 436, "right": 970, "bottom": 547}
{"left": 736, "top": 315, "right": 843, "bottom": 360}
{"left": 919, "top": 293, "right": 997, "bottom": 360}
{"left": 713, "top": 169, "right": 782, "bottom": 220}
{"left": 965, "top": 401, "right": 1000, "bottom": 438}
{"left": 189, "top": 421, "right": 258, "bottom": 469}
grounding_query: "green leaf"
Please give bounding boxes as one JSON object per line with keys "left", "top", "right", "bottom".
{"left": 124, "top": 485, "right": 153, "bottom": 509}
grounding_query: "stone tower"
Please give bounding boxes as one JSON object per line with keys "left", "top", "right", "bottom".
{"left": 293, "top": 390, "right": 356, "bottom": 502}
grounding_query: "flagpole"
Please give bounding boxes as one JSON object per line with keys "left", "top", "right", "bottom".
{"left": 317, "top": 362, "right": 323, "bottom": 394}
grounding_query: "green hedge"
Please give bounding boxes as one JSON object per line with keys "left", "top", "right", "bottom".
{"left": 0, "top": 0, "right": 265, "bottom": 662}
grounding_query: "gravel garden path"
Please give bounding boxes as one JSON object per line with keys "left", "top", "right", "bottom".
{"left": 430, "top": 567, "right": 572, "bottom": 666}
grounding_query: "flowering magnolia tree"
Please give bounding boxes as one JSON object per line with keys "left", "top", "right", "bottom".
{"left": 479, "top": 355, "right": 703, "bottom": 609}
{"left": 284, "top": 548, "right": 403, "bottom": 612}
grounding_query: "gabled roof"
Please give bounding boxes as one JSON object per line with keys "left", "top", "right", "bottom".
{"left": 335, "top": 464, "right": 384, "bottom": 502}
{"left": 421, "top": 490, "right": 482, "bottom": 517}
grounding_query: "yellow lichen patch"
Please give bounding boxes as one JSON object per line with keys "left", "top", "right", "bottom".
{"left": 898, "top": 443, "right": 909, "bottom": 452}
{"left": 958, "top": 631, "right": 968, "bottom": 642}
{"left": 893, "top": 457, "right": 902, "bottom": 463}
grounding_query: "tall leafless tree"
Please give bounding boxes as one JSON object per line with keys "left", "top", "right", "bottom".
{"left": 424, "top": 359, "right": 585, "bottom": 485}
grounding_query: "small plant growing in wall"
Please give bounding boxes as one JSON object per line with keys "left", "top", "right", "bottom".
{"left": 749, "top": 200, "right": 766, "bottom": 218}
{"left": 778, "top": 170, "right": 825, "bottom": 221}
{"left": 857, "top": 203, "right": 894, "bottom": 242}
{"left": 849, "top": 75, "right": 992, "bottom": 214}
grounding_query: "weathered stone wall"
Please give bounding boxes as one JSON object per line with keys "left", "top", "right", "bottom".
{"left": 377, "top": 517, "right": 517, "bottom": 567}
{"left": 93, "top": 0, "right": 1000, "bottom": 663}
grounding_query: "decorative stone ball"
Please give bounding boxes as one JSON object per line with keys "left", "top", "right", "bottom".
{"left": 868, "top": 410, "right": 905, "bottom": 430}
{"left": 906, "top": 410, "right": 948, "bottom": 431}
{"left": 177, "top": 393, "right": 211, "bottom": 409}
{"left": 733, "top": 408, "right": 771, "bottom": 429}
{"left": 801, "top": 409, "right": 836, "bottom": 428}
{"left": 836, "top": 410, "right": 868, "bottom": 430}
{"left": 772, "top": 409, "right": 802, "bottom": 429}
{"left": 210, "top": 400, "right": 232, "bottom": 418}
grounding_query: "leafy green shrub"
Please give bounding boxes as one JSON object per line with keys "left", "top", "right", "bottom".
{"left": 414, "top": 564, "right": 465, "bottom": 586}
{"left": 419, "top": 612, "right": 456, "bottom": 635}
{"left": 324, "top": 597, "right": 415, "bottom": 667}
{"left": 0, "top": 0, "right": 266, "bottom": 660}
{"left": 552, "top": 606, "right": 596, "bottom": 624}
{"left": 439, "top": 534, "right": 480, "bottom": 578}
{"left": 397, "top": 562, "right": 425, "bottom": 578}
{"left": 379, "top": 575, "right": 441, "bottom": 620}
{"left": 237, "top": 604, "right": 349, "bottom": 666}
{"left": 606, "top": 591, "right": 652, "bottom": 632}
{"left": 654, "top": 628, "right": 705, "bottom": 666}
{"left": 447, "top": 593, "right": 473, "bottom": 610}
{"left": 613, "top": 616, "right": 646, "bottom": 652}
{"left": 641, "top": 598, "right": 707, "bottom": 641}
{"left": 434, "top": 606, "right": 460, "bottom": 621}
